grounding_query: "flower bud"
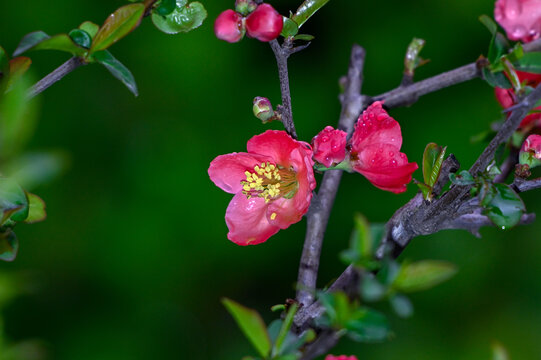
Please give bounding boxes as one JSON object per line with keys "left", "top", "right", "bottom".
{"left": 253, "top": 97, "right": 275, "bottom": 123}
{"left": 311, "top": 126, "right": 347, "bottom": 168}
{"left": 245, "top": 3, "right": 283, "bottom": 42}
{"left": 519, "top": 134, "right": 541, "bottom": 169}
{"left": 214, "top": 9, "right": 245, "bottom": 43}
{"left": 235, "top": 0, "right": 257, "bottom": 16}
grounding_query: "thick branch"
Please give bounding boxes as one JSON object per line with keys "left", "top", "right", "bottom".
{"left": 270, "top": 39, "right": 297, "bottom": 138}
{"left": 513, "top": 177, "right": 541, "bottom": 192}
{"left": 295, "top": 45, "right": 366, "bottom": 308}
{"left": 27, "top": 57, "right": 85, "bottom": 99}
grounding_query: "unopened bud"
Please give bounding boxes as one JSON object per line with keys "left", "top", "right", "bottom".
{"left": 311, "top": 126, "right": 347, "bottom": 168}
{"left": 245, "top": 3, "right": 283, "bottom": 42}
{"left": 214, "top": 9, "right": 245, "bottom": 43}
{"left": 519, "top": 134, "right": 541, "bottom": 169}
{"left": 235, "top": 0, "right": 257, "bottom": 16}
{"left": 253, "top": 97, "right": 275, "bottom": 123}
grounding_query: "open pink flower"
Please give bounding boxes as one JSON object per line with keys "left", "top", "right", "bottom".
{"left": 495, "top": 70, "right": 541, "bottom": 128}
{"left": 208, "top": 130, "right": 316, "bottom": 245}
{"left": 324, "top": 355, "right": 359, "bottom": 360}
{"left": 521, "top": 134, "right": 541, "bottom": 157}
{"left": 349, "top": 101, "right": 418, "bottom": 194}
{"left": 312, "top": 126, "right": 347, "bottom": 167}
{"left": 495, "top": 0, "right": 541, "bottom": 43}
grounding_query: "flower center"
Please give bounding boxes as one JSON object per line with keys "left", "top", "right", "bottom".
{"left": 241, "top": 162, "right": 298, "bottom": 203}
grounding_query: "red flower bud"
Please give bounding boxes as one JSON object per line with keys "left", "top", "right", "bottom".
{"left": 519, "top": 134, "right": 541, "bottom": 168}
{"left": 312, "top": 126, "right": 347, "bottom": 168}
{"left": 495, "top": 70, "right": 541, "bottom": 128}
{"left": 245, "top": 3, "right": 283, "bottom": 42}
{"left": 215, "top": 9, "right": 245, "bottom": 43}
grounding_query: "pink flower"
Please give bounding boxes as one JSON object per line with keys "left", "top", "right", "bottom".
{"left": 215, "top": 9, "right": 245, "bottom": 43}
{"left": 324, "top": 355, "right": 359, "bottom": 360}
{"left": 311, "top": 126, "right": 348, "bottom": 167}
{"left": 208, "top": 130, "right": 316, "bottom": 245}
{"left": 349, "top": 101, "right": 418, "bottom": 194}
{"left": 495, "top": 70, "right": 541, "bottom": 128}
{"left": 495, "top": 0, "right": 541, "bottom": 43}
{"left": 245, "top": 3, "right": 283, "bottom": 42}
{"left": 521, "top": 134, "right": 541, "bottom": 158}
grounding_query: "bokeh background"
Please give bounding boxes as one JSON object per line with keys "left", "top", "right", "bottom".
{"left": 0, "top": 0, "right": 540, "bottom": 359}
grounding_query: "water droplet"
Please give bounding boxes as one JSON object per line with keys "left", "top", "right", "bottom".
{"left": 369, "top": 113, "right": 375, "bottom": 120}
{"left": 321, "top": 135, "right": 329, "bottom": 142}
{"left": 389, "top": 151, "right": 395, "bottom": 157}
{"left": 390, "top": 159, "right": 397, "bottom": 166}
{"left": 371, "top": 158, "right": 376, "bottom": 164}
{"left": 377, "top": 148, "right": 384, "bottom": 153}
{"left": 512, "top": 25, "right": 527, "bottom": 38}
{"left": 400, "top": 153, "right": 407, "bottom": 159}
{"left": 390, "top": 137, "right": 396, "bottom": 142}
{"left": 501, "top": 226, "right": 506, "bottom": 230}
{"left": 505, "top": 0, "right": 521, "bottom": 19}
{"left": 377, "top": 113, "right": 387, "bottom": 121}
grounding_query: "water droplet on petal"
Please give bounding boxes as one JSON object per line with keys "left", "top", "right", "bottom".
{"left": 512, "top": 25, "right": 527, "bottom": 38}
{"left": 505, "top": 0, "right": 521, "bottom": 19}
{"left": 390, "top": 159, "right": 397, "bottom": 166}
{"left": 321, "top": 135, "right": 329, "bottom": 142}
{"left": 371, "top": 158, "right": 376, "bottom": 164}
{"left": 390, "top": 137, "right": 396, "bottom": 142}
{"left": 377, "top": 113, "right": 387, "bottom": 121}
{"left": 389, "top": 151, "right": 394, "bottom": 157}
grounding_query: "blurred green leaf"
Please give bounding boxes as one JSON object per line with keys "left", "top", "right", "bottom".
{"left": 389, "top": 294, "right": 413, "bottom": 318}
{"left": 0, "top": 230, "right": 18, "bottom": 262}
{"left": 90, "top": 3, "right": 145, "bottom": 53}
{"left": 272, "top": 303, "right": 298, "bottom": 356}
{"left": 13, "top": 32, "right": 85, "bottom": 56}
{"left": 69, "top": 29, "right": 92, "bottom": 49}
{"left": 482, "top": 183, "right": 525, "bottom": 229}
{"left": 0, "top": 177, "right": 29, "bottom": 224}
{"left": 151, "top": 1, "right": 207, "bottom": 34}
{"left": 479, "top": 14, "right": 498, "bottom": 35}
{"left": 281, "top": 17, "right": 299, "bottom": 37}
{"left": 513, "top": 52, "right": 541, "bottom": 74}
{"left": 293, "top": 34, "right": 315, "bottom": 41}
{"left": 492, "top": 342, "right": 510, "bottom": 360}
{"left": 345, "top": 308, "right": 390, "bottom": 343}
{"left": 360, "top": 274, "right": 386, "bottom": 302}
{"left": 222, "top": 298, "right": 271, "bottom": 358}
{"left": 155, "top": 0, "right": 178, "bottom": 16}
{"left": 4, "top": 151, "right": 68, "bottom": 190}
{"left": 7, "top": 57, "right": 31, "bottom": 91}
{"left": 393, "top": 260, "right": 457, "bottom": 293}
{"left": 79, "top": 21, "right": 100, "bottom": 38}
{"left": 291, "top": 0, "right": 330, "bottom": 29}
{"left": 92, "top": 50, "right": 138, "bottom": 96}
{"left": 0, "top": 46, "right": 9, "bottom": 93}
{"left": 23, "top": 193, "right": 46, "bottom": 224}
{"left": 422, "top": 143, "right": 446, "bottom": 187}
{"left": 482, "top": 68, "right": 512, "bottom": 89}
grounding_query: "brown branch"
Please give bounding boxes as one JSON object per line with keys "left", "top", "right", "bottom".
{"left": 27, "top": 57, "right": 85, "bottom": 99}
{"left": 295, "top": 45, "right": 366, "bottom": 308}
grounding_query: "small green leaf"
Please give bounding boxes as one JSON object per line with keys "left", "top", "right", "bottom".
{"left": 393, "top": 260, "right": 457, "bottom": 293}
{"left": 272, "top": 303, "right": 298, "bottom": 356}
{"left": 345, "top": 308, "right": 390, "bottom": 343}
{"left": 281, "top": 17, "right": 299, "bottom": 37}
{"left": 79, "top": 21, "right": 100, "bottom": 38}
{"left": 483, "top": 183, "right": 525, "bottom": 229}
{"left": 514, "top": 52, "right": 541, "bottom": 74}
{"left": 479, "top": 14, "right": 498, "bottom": 36}
{"left": 91, "top": 3, "right": 145, "bottom": 53}
{"left": 92, "top": 50, "right": 138, "bottom": 96}
{"left": 415, "top": 181, "right": 433, "bottom": 201}
{"left": 449, "top": 170, "right": 475, "bottom": 186}
{"left": 389, "top": 294, "right": 413, "bottom": 318}
{"left": 422, "top": 143, "right": 447, "bottom": 187}
{"left": 293, "top": 34, "right": 315, "bottom": 41}
{"left": 151, "top": 1, "right": 207, "bottom": 34}
{"left": 24, "top": 193, "right": 46, "bottom": 224}
{"left": 291, "top": 0, "right": 330, "bottom": 29}
{"left": 155, "top": 0, "right": 178, "bottom": 16}
{"left": 69, "top": 29, "right": 92, "bottom": 49}
{"left": 488, "top": 32, "right": 509, "bottom": 65}
{"left": 13, "top": 31, "right": 49, "bottom": 56}
{"left": 360, "top": 274, "right": 386, "bottom": 302}
{"left": 0, "top": 230, "right": 18, "bottom": 262}
{"left": 222, "top": 298, "right": 272, "bottom": 358}
{"left": 0, "top": 177, "right": 29, "bottom": 224}
{"left": 483, "top": 68, "right": 512, "bottom": 88}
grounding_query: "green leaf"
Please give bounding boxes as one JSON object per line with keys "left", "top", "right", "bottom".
{"left": 291, "top": 0, "right": 330, "bottom": 29}
{"left": 482, "top": 68, "right": 512, "bottom": 88}
{"left": 92, "top": 50, "right": 138, "bottom": 96}
{"left": 492, "top": 342, "right": 510, "bottom": 360}
{"left": 0, "top": 230, "right": 18, "bottom": 262}
{"left": 155, "top": 0, "right": 178, "bottom": 16}
{"left": 281, "top": 17, "right": 299, "bottom": 37}
{"left": 449, "top": 170, "right": 475, "bottom": 186}
{"left": 0, "top": 177, "right": 29, "bottom": 224}
{"left": 415, "top": 181, "right": 432, "bottom": 201}
{"left": 272, "top": 303, "right": 298, "bottom": 356}
{"left": 91, "top": 3, "right": 145, "bottom": 53}
{"left": 514, "top": 52, "right": 541, "bottom": 74}
{"left": 0, "top": 46, "right": 9, "bottom": 92}
{"left": 479, "top": 14, "right": 498, "bottom": 36}
{"left": 392, "top": 260, "right": 457, "bottom": 293}
{"left": 69, "top": 29, "right": 92, "bottom": 49}
{"left": 13, "top": 31, "right": 49, "bottom": 56}
{"left": 24, "top": 193, "right": 46, "bottom": 224}
{"left": 345, "top": 308, "right": 390, "bottom": 343}
{"left": 389, "top": 294, "right": 413, "bottom": 318}
{"left": 79, "top": 21, "right": 100, "bottom": 39}
{"left": 7, "top": 57, "right": 32, "bottom": 91}
{"left": 422, "top": 143, "right": 446, "bottom": 187}
{"left": 151, "top": 1, "right": 207, "bottom": 34}
{"left": 483, "top": 183, "right": 525, "bottom": 229}
{"left": 488, "top": 32, "right": 509, "bottom": 65}
{"left": 360, "top": 274, "right": 386, "bottom": 302}
{"left": 222, "top": 298, "right": 271, "bottom": 358}
{"left": 13, "top": 32, "right": 85, "bottom": 56}
{"left": 3, "top": 151, "right": 68, "bottom": 190}
{"left": 293, "top": 34, "right": 315, "bottom": 41}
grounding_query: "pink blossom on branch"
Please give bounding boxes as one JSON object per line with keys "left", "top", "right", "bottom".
{"left": 494, "top": 0, "right": 541, "bottom": 43}
{"left": 214, "top": 9, "right": 245, "bottom": 43}
{"left": 349, "top": 101, "right": 418, "bottom": 194}
{"left": 208, "top": 130, "right": 316, "bottom": 245}
{"left": 245, "top": 3, "right": 283, "bottom": 42}
{"left": 312, "top": 126, "right": 348, "bottom": 167}
{"left": 324, "top": 355, "right": 359, "bottom": 360}
{"left": 522, "top": 134, "right": 541, "bottom": 157}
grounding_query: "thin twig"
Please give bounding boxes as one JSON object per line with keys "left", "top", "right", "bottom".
{"left": 27, "top": 57, "right": 85, "bottom": 99}
{"left": 296, "top": 45, "right": 366, "bottom": 308}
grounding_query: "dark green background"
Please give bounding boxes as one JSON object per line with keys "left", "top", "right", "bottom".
{"left": 1, "top": 0, "right": 541, "bottom": 359}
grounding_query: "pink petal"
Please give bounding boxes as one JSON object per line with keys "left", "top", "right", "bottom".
{"left": 247, "top": 130, "right": 313, "bottom": 169}
{"left": 225, "top": 192, "right": 279, "bottom": 245}
{"left": 351, "top": 101, "right": 402, "bottom": 152}
{"left": 209, "top": 152, "right": 273, "bottom": 194}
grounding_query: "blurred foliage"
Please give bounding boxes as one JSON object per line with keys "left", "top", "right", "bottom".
{"left": 0, "top": 0, "right": 539, "bottom": 359}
